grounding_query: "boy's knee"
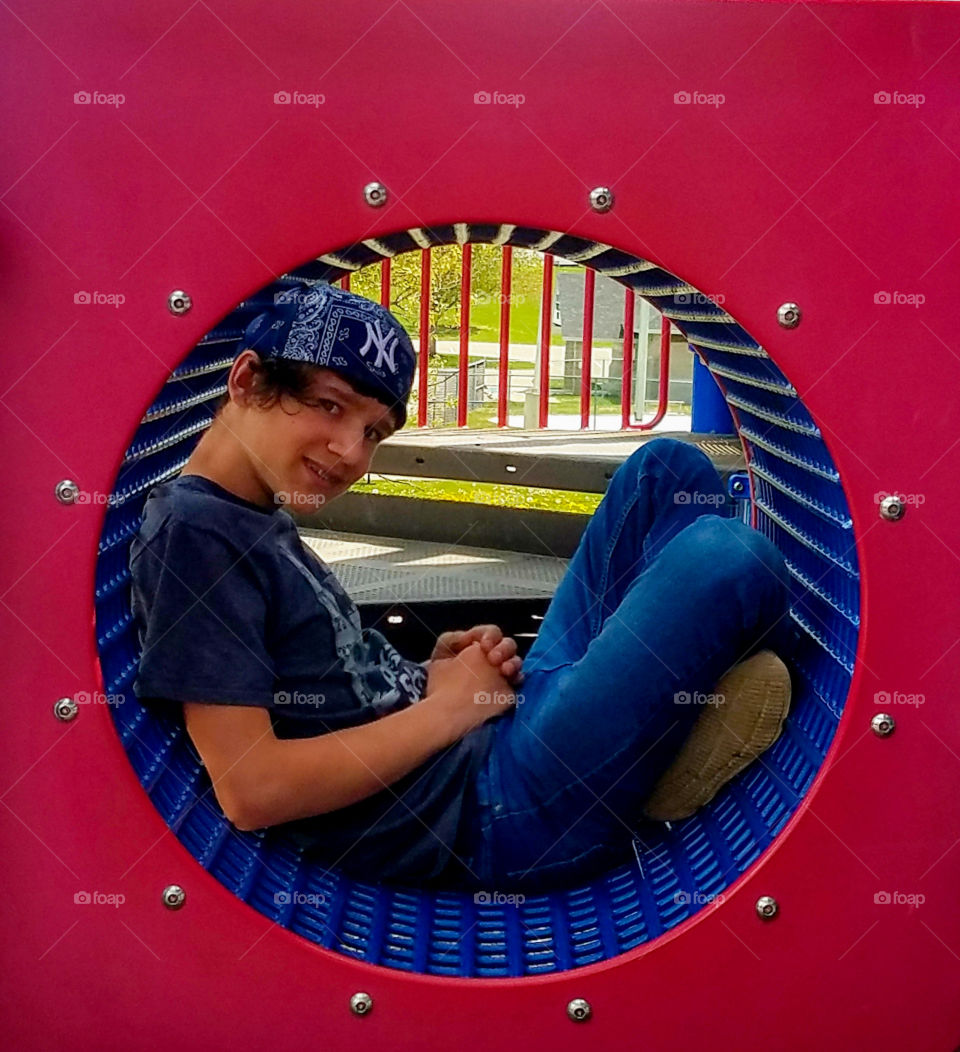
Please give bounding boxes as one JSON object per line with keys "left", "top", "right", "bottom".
{"left": 628, "top": 438, "right": 721, "bottom": 496}
{"left": 691, "top": 517, "right": 789, "bottom": 596}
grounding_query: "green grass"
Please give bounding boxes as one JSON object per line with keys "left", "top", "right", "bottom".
{"left": 351, "top": 474, "right": 602, "bottom": 514}
{"left": 435, "top": 353, "right": 534, "bottom": 370}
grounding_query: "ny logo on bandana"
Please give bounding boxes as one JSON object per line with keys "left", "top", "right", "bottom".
{"left": 356, "top": 319, "right": 399, "bottom": 374}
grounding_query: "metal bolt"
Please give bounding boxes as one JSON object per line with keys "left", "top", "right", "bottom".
{"left": 589, "top": 186, "right": 614, "bottom": 213}
{"left": 167, "top": 290, "right": 192, "bottom": 315}
{"left": 350, "top": 992, "right": 373, "bottom": 1016}
{"left": 755, "top": 895, "right": 779, "bottom": 920}
{"left": 55, "top": 479, "right": 80, "bottom": 505}
{"left": 567, "top": 998, "right": 592, "bottom": 1022}
{"left": 162, "top": 884, "right": 186, "bottom": 910}
{"left": 363, "top": 182, "right": 387, "bottom": 208}
{"left": 53, "top": 697, "right": 78, "bottom": 722}
{"left": 879, "top": 495, "right": 905, "bottom": 521}
{"left": 871, "top": 712, "right": 896, "bottom": 737}
{"left": 777, "top": 302, "right": 801, "bottom": 329}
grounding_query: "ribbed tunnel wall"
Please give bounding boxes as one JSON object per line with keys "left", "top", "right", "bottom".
{"left": 94, "top": 225, "right": 857, "bottom": 977}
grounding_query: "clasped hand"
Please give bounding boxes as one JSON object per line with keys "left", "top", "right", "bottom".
{"left": 428, "top": 624, "right": 524, "bottom": 685}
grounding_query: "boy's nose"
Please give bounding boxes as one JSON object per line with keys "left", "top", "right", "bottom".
{"left": 327, "top": 428, "right": 368, "bottom": 476}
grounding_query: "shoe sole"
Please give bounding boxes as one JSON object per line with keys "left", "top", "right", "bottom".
{"left": 641, "top": 650, "right": 792, "bottom": 822}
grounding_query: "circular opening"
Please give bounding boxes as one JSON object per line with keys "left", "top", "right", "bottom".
{"left": 95, "top": 224, "right": 858, "bottom": 977}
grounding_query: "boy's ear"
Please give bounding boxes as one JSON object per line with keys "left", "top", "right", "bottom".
{"left": 228, "top": 350, "right": 261, "bottom": 405}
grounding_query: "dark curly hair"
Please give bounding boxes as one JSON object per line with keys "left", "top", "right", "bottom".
{"left": 213, "top": 353, "right": 401, "bottom": 427}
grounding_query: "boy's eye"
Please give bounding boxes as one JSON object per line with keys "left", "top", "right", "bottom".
{"left": 318, "top": 399, "right": 341, "bottom": 414}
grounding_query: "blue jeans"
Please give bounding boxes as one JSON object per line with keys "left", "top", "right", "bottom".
{"left": 457, "top": 437, "right": 792, "bottom": 891}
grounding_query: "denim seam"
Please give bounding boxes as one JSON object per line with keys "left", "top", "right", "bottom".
{"left": 592, "top": 483, "right": 642, "bottom": 638}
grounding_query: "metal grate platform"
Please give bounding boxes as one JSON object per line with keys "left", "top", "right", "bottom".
{"left": 300, "top": 528, "right": 569, "bottom": 604}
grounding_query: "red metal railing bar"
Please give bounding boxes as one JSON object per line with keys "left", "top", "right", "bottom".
{"left": 458, "top": 244, "right": 472, "bottom": 427}
{"left": 538, "top": 253, "right": 554, "bottom": 429}
{"left": 498, "top": 246, "right": 512, "bottom": 427}
{"left": 417, "top": 249, "right": 430, "bottom": 428}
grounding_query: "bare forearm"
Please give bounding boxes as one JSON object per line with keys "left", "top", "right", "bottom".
{"left": 233, "top": 690, "right": 466, "bottom": 830}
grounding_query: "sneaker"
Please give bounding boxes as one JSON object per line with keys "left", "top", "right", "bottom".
{"left": 640, "top": 650, "right": 792, "bottom": 822}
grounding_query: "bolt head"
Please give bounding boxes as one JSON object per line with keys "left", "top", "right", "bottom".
{"left": 168, "top": 290, "right": 192, "bottom": 315}
{"left": 567, "top": 998, "right": 592, "bottom": 1022}
{"left": 879, "top": 495, "right": 905, "bottom": 521}
{"left": 777, "top": 302, "right": 801, "bottom": 328}
{"left": 162, "top": 884, "right": 186, "bottom": 910}
{"left": 350, "top": 992, "right": 373, "bottom": 1016}
{"left": 871, "top": 712, "right": 896, "bottom": 737}
{"left": 54, "top": 697, "right": 78, "bottom": 722}
{"left": 589, "top": 186, "right": 614, "bottom": 213}
{"left": 363, "top": 182, "right": 387, "bottom": 207}
{"left": 755, "top": 895, "right": 779, "bottom": 920}
{"left": 55, "top": 479, "right": 80, "bottom": 505}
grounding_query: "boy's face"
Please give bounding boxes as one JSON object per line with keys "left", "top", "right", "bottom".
{"left": 227, "top": 353, "right": 400, "bottom": 508}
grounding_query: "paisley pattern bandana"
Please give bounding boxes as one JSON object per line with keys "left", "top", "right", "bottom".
{"left": 242, "top": 282, "right": 417, "bottom": 428}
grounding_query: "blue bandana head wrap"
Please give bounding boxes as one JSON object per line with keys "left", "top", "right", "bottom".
{"left": 241, "top": 282, "right": 416, "bottom": 428}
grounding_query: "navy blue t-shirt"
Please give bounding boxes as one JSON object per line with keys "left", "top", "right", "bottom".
{"left": 129, "top": 473, "right": 494, "bottom": 884}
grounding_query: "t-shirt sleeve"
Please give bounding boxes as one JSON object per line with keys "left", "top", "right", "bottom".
{"left": 129, "top": 516, "right": 277, "bottom": 706}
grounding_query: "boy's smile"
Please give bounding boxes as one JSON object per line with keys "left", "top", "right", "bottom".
{"left": 181, "top": 352, "right": 400, "bottom": 511}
